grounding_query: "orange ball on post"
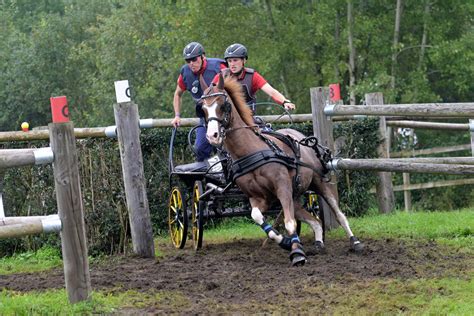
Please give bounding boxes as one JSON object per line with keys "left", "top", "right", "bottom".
{"left": 21, "top": 122, "right": 29, "bottom": 132}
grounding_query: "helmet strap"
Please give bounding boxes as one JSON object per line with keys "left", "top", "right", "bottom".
{"left": 198, "top": 55, "right": 205, "bottom": 72}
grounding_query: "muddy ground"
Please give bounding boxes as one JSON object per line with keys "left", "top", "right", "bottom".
{"left": 0, "top": 236, "right": 471, "bottom": 314}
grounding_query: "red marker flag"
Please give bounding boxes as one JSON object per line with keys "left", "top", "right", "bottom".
{"left": 329, "top": 84, "right": 341, "bottom": 102}
{"left": 50, "top": 96, "right": 69, "bottom": 123}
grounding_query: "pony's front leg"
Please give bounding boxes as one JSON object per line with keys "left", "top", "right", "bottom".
{"left": 278, "top": 196, "right": 307, "bottom": 266}
{"left": 249, "top": 198, "right": 305, "bottom": 266}
{"left": 249, "top": 198, "right": 284, "bottom": 245}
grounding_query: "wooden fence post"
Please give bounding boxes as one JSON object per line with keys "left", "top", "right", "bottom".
{"left": 49, "top": 122, "right": 91, "bottom": 303}
{"left": 402, "top": 128, "right": 414, "bottom": 211}
{"left": 0, "top": 169, "right": 4, "bottom": 218}
{"left": 365, "top": 92, "right": 395, "bottom": 213}
{"left": 310, "top": 87, "right": 339, "bottom": 229}
{"left": 469, "top": 119, "right": 474, "bottom": 156}
{"left": 114, "top": 101, "right": 155, "bottom": 258}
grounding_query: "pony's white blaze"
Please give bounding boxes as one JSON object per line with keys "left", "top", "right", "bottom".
{"left": 205, "top": 102, "right": 222, "bottom": 145}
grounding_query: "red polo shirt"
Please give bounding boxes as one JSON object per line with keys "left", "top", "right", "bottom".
{"left": 211, "top": 69, "right": 267, "bottom": 95}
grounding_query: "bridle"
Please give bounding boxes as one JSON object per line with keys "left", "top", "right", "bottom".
{"left": 200, "top": 90, "right": 232, "bottom": 139}
{"left": 201, "top": 88, "right": 260, "bottom": 141}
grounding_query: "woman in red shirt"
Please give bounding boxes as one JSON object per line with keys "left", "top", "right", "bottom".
{"left": 212, "top": 43, "right": 295, "bottom": 114}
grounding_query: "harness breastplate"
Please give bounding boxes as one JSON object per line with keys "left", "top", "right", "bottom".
{"left": 230, "top": 149, "right": 296, "bottom": 182}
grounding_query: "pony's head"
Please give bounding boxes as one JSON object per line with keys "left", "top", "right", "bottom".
{"left": 200, "top": 73, "right": 253, "bottom": 146}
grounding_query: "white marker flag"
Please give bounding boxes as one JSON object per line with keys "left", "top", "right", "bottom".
{"left": 114, "top": 80, "right": 131, "bottom": 103}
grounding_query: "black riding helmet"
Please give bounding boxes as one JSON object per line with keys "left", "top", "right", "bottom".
{"left": 183, "top": 42, "right": 205, "bottom": 60}
{"left": 224, "top": 43, "right": 248, "bottom": 60}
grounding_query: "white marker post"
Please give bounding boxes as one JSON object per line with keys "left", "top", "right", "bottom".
{"left": 114, "top": 80, "right": 131, "bottom": 103}
{"left": 113, "top": 80, "right": 155, "bottom": 258}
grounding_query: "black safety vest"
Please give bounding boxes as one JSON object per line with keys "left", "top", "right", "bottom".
{"left": 181, "top": 58, "right": 224, "bottom": 101}
{"left": 222, "top": 67, "right": 256, "bottom": 107}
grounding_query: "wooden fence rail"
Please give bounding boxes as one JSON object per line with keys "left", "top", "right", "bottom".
{"left": 385, "top": 157, "right": 474, "bottom": 164}
{"left": 391, "top": 144, "right": 472, "bottom": 158}
{"left": 329, "top": 158, "right": 474, "bottom": 175}
{"left": 370, "top": 178, "right": 474, "bottom": 193}
{"left": 0, "top": 115, "right": 313, "bottom": 142}
{"left": 324, "top": 103, "right": 474, "bottom": 118}
{"left": 386, "top": 120, "right": 471, "bottom": 131}
{"left": 0, "top": 215, "right": 61, "bottom": 238}
{"left": 0, "top": 147, "right": 53, "bottom": 168}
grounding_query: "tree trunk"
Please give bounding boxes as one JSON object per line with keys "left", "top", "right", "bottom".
{"left": 418, "top": 0, "right": 431, "bottom": 69}
{"left": 334, "top": 9, "right": 341, "bottom": 80}
{"left": 264, "top": 0, "right": 289, "bottom": 96}
{"left": 391, "top": 0, "right": 403, "bottom": 91}
{"left": 347, "top": 0, "right": 356, "bottom": 105}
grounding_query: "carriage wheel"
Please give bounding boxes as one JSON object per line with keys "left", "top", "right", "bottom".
{"left": 168, "top": 187, "right": 188, "bottom": 249}
{"left": 306, "top": 192, "right": 325, "bottom": 241}
{"left": 192, "top": 181, "right": 205, "bottom": 250}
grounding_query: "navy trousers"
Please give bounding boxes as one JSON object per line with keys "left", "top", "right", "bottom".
{"left": 195, "top": 118, "right": 213, "bottom": 161}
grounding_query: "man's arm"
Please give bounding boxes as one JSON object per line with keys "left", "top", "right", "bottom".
{"left": 260, "top": 83, "right": 296, "bottom": 110}
{"left": 171, "top": 84, "right": 184, "bottom": 127}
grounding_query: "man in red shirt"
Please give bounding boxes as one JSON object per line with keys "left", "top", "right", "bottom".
{"left": 172, "top": 42, "right": 226, "bottom": 161}
{"left": 212, "top": 43, "right": 295, "bottom": 114}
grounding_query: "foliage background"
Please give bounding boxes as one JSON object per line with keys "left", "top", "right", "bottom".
{"left": 0, "top": 1, "right": 473, "bottom": 255}
{"left": 0, "top": 0, "right": 472, "bottom": 130}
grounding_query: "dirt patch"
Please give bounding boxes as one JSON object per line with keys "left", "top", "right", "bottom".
{"left": 0, "top": 237, "right": 471, "bottom": 313}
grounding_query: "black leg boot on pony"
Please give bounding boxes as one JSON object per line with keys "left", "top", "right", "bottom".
{"left": 280, "top": 233, "right": 307, "bottom": 266}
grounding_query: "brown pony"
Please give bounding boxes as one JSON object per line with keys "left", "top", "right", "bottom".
{"left": 200, "top": 74, "right": 363, "bottom": 266}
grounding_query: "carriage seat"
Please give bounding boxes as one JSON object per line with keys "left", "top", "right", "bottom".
{"left": 174, "top": 161, "right": 209, "bottom": 173}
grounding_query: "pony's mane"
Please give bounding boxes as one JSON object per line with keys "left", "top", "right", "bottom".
{"left": 223, "top": 76, "right": 254, "bottom": 127}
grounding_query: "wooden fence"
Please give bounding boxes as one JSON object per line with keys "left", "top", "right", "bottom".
{"left": 0, "top": 85, "right": 159, "bottom": 302}
{"left": 2, "top": 85, "right": 472, "bottom": 237}
{"left": 317, "top": 89, "right": 474, "bottom": 216}
{"left": 0, "top": 122, "right": 90, "bottom": 304}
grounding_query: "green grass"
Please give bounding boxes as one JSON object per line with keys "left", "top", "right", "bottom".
{"left": 333, "top": 208, "right": 474, "bottom": 239}
{"left": 0, "top": 246, "right": 62, "bottom": 275}
{"left": 0, "top": 289, "right": 190, "bottom": 315}
{"left": 324, "top": 277, "right": 474, "bottom": 315}
{"left": 193, "top": 209, "right": 474, "bottom": 251}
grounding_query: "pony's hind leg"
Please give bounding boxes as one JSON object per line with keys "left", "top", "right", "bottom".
{"left": 318, "top": 184, "right": 365, "bottom": 252}
{"left": 294, "top": 204, "right": 326, "bottom": 254}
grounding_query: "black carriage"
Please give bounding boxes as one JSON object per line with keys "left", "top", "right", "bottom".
{"left": 167, "top": 124, "right": 323, "bottom": 250}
